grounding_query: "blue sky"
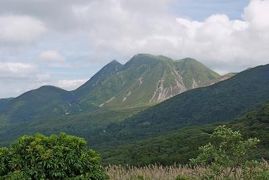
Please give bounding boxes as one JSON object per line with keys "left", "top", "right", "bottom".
{"left": 0, "top": 0, "right": 268, "bottom": 98}
{"left": 170, "top": 0, "right": 249, "bottom": 20}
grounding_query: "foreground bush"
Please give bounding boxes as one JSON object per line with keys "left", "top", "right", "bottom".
{"left": 0, "top": 133, "right": 107, "bottom": 179}
{"left": 190, "top": 125, "right": 269, "bottom": 179}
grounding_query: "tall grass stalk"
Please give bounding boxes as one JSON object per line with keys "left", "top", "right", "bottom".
{"left": 106, "top": 164, "right": 205, "bottom": 180}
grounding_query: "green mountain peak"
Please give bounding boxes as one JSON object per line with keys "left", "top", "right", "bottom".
{"left": 0, "top": 54, "right": 223, "bottom": 123}
{"left": 80, "top": 53, "right": 221, "bottom": 108}
{"left": 0, "top": 53, "right": 224, "bottom": 140}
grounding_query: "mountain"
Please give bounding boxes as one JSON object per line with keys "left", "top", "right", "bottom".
{"left": 0, "top": 54, "right": 220, "bottom": 121}
{"left": 0, "top": 54, "right": 221, "bottom": 121}
{"left": 0, "top": 54, "right": 222, "bottom": 144}
{"left": 91, "top": 64, "right": 269, "bottom": 147}
{"left": 101, "top": 101, "right": 269, "bottom": 166}
{"left": 74, "top": 54, "right": 220, "bottom": 108}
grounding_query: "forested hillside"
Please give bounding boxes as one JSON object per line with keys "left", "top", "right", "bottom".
{"left": 91, "top": 64, "right": 269, "bottom": 147}
{"left": 101, "top": 101, "right": 269, "bottom": 165}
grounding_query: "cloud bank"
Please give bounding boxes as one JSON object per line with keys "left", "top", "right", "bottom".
{"left": 0, "top": 0, "right": 268, "bottom": 97}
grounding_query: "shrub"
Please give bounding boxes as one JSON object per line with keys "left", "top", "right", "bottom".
{"left": 0, "top": 133, "right": 108, "bottom": 179}
{"left": 190, "top": 125, "right": 260, "bottom": 179}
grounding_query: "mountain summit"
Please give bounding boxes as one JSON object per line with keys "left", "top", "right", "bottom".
{"left": 0, "top": 54, "right": 221, "bottom": 123}
{"left": 0, "top": 54, "right": 223, "bottom": 144}
{"left": 74, "top": 54, "right": 220, "bottom": 108}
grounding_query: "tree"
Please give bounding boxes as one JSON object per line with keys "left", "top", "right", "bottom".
{"left": 190, "top": 125, "right": 260, "bottom": 178}
{"left": 0, "top": 133, "right": 108, "bottom": 179}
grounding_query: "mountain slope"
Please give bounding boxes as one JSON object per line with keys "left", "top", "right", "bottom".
{"left": 101, "top": 101, "right": 269, "bottom": 165}
{"left": 92, "top": 64, "right": 269, "bottom": 147}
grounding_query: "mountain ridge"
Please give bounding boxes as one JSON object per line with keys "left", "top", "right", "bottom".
{"left": 0, "top": 53, "right": 229, "bottom": 145}
{"left": 90, "top": 64, "right": 269, "bottom": 147}
{"left": 77, "top": 54, "right": 220, "bottom": 108}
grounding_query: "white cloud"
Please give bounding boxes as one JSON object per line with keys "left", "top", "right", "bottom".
{"left": 169, "top": 1, "right": 269, "bottom": 72}
{"left": 39, "top": 50, "right": 65, "bottom": 62}
{"left": 0, "top": 15, "right": 47, "bottom": 45}
{"left": 244, "top": 0, "right": 269, "bottom": 31}
{"left": 0, "top": 62, "right": 37, "bottom": 78}
{"left": 0, "top": 0, "right": 269, "bottom": 98}
{"left": 57, "top": 79, "right": 87, "bottom": 90}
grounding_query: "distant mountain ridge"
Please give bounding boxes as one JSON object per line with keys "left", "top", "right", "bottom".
{"left": 90, "top": 64, "right": 269, "bottom": 147}
{"left": 0, "top": 54, "right": 221, "bottom": 112}
{"left": 0, "top": 53, "right": 226, "bottom": 144}
{"left": 74, "top": 54, "right": 220, "bottom": 108}
{"left": 0, "top": 54, "right": 221, "bottom": 110}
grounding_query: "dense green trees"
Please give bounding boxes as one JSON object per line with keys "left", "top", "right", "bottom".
{"left": 101, "top": 102, "right": 269, "bottom": 166}
{"left": 0, "top": 133, "right": 107, "bottom": 179}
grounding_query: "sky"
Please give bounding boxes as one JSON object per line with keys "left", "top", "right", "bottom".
{"left": 0, "top": 0, "right": 268, "bottom": 98}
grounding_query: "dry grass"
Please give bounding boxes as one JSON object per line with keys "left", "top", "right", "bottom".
{"left": 106, "top": 164, "right": 205, "bottom": 180}
{"left": 106, "top": 161, "right": 269, "bottom": 180}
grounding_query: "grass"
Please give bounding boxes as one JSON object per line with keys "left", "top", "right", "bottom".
{"left": 106, "top": 161, "right": 269, "bottom": 180}
{"left": 106, "top": 164, "right": 205, "bottom": 180}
